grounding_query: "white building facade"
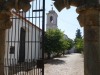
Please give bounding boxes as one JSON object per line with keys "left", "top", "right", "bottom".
{"left": 4, "top": 12, "right": 42, "bottom": 65}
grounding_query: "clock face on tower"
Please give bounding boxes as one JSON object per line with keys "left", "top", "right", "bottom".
{"left": 50, "top": 16, "right": 53, "bottom": 23}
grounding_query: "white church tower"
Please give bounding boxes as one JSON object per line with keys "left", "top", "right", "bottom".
{"left": 46, "top": 7, "right": 58, "bottom": 30}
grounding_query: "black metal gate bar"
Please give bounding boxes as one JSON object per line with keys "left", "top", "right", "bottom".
{"left": 42, "top": 0, "right": 45, "bottom": 75}
{"left": 4, "top": 0, "right": 45, "bottom": 75}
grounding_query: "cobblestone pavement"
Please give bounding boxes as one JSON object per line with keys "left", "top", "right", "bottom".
{"left": 44, "top": 53, "right": 84, "bottom": 75}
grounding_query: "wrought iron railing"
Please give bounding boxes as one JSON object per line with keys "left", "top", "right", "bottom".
{"left": 4, "top": 0, "right": 45, "bottom": 75}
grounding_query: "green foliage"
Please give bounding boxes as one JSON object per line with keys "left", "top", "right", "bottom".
{"left": 75, "top": 29, "right": 82, "bottom": 39}
{"left": 75, "top": 38, "right": 84, "bottom": 53}
{"left": 44, "top": 29, "right": 63, "bottom": 53}
{"left": 44, "top": 29, "right": 72, "bottom": 57}
{"left": 74, "top": 29, "right": 83, "bottom": 53}
{"left": 67, "top": 38, "right": 74, "bottom": 50}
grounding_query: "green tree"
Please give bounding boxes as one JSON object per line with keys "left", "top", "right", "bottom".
{"left": 74, "top": 29, "right": 84, "bottom": 53}
{"left": 75, "top": 38, "right": 84, "bottom": 53}
{"left": 75, "top": 29, "right": 82, "bottom": 39}
{"left": 44, "top": 29, "right": 69, "bottom": 58}
{"left": 67, "top": 38, "right": 74, "bottom": 50}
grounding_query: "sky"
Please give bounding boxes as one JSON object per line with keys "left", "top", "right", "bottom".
{"left": 45, "top": 0, "right": 83, "bottom": 40}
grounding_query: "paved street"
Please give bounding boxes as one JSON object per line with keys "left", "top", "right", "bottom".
{"left": 44, "top": 53, "right": 84, "bottom": 75}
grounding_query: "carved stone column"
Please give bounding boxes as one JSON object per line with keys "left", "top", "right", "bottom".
{"left": 0, "top": 1, "right": 32, "bottom": 75}
{"left": 0, "top": 30, "right": 6, "bottom": 75}
{"left": 0, "top": 12, "right": 12, "bottom": 75}
{"left": 77, "top": 5, "right": 100, "bottom": 75}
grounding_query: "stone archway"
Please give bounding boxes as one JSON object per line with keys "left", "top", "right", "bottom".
{"left": 53, "top": 0, "right": 100, "bottom": 75}
{"left": 0, "top": 1, "right": 32, "bottom": 75}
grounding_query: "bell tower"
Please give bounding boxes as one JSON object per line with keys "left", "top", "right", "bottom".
{"left": 46, "top": 7, "right": 58, "bottom": 30}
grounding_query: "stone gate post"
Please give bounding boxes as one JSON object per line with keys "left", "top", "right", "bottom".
{"left": 77, "top": 5, "right": 100, "bottom": 75}
{"left": 0, "top": 30, "right": 6, "bottom": 75}
{"left": 0, "top": 1, "right": 32, "bottom": 75}
{"left": 0, "top": 12, "right": 12, "bottom": 75}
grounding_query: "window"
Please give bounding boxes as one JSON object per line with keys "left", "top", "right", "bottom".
{"left": 10, "top": 46, "right": 15, "bottom": 54}
{"left": 50, "top": 16, "right": 53, "bottom": 23}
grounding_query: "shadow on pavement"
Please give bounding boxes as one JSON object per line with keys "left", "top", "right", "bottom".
{"left": 44, "top": 59, "right": 65, "bottom": 65}
{"left": 56, "top": 55, "right": 68, "bottom": 58}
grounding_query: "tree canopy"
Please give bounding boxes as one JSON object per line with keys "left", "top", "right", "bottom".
{"left": 44, "top": 29, "right": 73, "bottom": 57}
{"left": 74, "top": 29, "right": 84, "bottom": 53}
{"left": 75, "top": 29, "right": 82, "bottom": 39}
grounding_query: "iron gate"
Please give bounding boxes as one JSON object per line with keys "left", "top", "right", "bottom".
{"left": 4, "top": 0, "right": 45, "bottom": 75}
